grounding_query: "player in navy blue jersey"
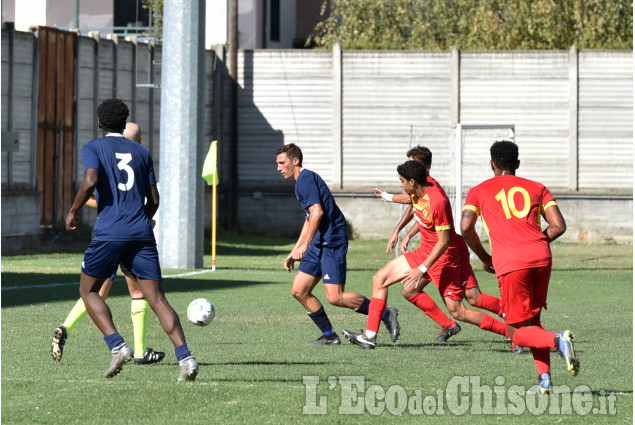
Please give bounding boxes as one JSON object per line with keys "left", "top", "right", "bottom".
{"left": 65, "top": 99, "right": 197, "bottom": 381}
{"left": 51, "top": 122, "right": 165, "bottom": 367}
{"left": 276, "top": 143, "right": 400, "bottom": 345}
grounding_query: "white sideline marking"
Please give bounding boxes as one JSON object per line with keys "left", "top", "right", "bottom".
{"left": 1, "top": 269, "right": 213, "bottom": 291}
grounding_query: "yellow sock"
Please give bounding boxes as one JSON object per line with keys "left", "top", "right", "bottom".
{"left": 131, "top": 298, "right": 149, "bottom": 357}
{"left": 62, "top": 298, "right": 89, "bottom": 334}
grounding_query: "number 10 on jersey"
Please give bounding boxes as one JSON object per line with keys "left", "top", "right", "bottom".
{"left": 495, "top": 187, "right": 530, "bottom": 219}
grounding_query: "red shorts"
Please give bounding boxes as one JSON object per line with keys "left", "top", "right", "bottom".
{"left": 452, "top": 233, "right": 478, "bottom": 290}
{"left": 405, "top": 247, "right": 464, "bottom": 301}
{"left": 497, "top": 264, "right": 551, "bottom": 325}
{"left": 459, "top": 254, "right": 478, "bottom": 290}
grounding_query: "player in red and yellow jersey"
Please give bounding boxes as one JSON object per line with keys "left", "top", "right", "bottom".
{"left": 374, "top": 145, "right": 509, "bottom": 345}
{"left": 461, "top": 140, "right": 579, "bottom": 393}
{"left": 343, "top": 160, "right": 506, "bottom": 349}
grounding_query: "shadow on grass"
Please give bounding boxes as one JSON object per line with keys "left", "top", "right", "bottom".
{"left": 211, "top": 377, "right": 309, "bottom": 383}
{"left": 588, "top": 390, "right": 633, "bottom": 395}
{"left": 207, "top": 234, "right": 296, "bottom": 257}
{"left": 553, "top": 267, "right": 634, "bottom": 272}
{"left": 0, "top": 276, "right": 274, "bottom": 308}
{"left": 215, "top": 244, "right": 290, "bottom": 258}
{"left": 205, "top": 361, "right": 331, "bottom": 366}
{"left": 552, "top": 389, "right": 633, "bottom": 396}
{"left": 385, "top": 342, "right": 473, "bottom": 349}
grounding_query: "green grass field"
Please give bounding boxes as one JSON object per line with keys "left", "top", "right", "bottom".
{"left": 1, "top": 236, "right": 632, "bottom": 424}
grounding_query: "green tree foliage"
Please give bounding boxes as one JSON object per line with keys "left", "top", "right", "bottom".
{"left": 309, "top": 0, "right": 632, "bottom": 50}
{"left": 141, "top": 0, "right": 163, "bottom": 39}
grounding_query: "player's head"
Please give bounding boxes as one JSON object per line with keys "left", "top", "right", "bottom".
{"left": 97, "top": 99, "right": 129, "bottom": 134}
{"left": 490, "top": 140, "right": 520, "bottom": 172}
{"left": 397, "top": 160, "right": 428, "bottom": 185}
{"left": 124, "top": 122, "right": 142, "bottom": 144}
{"left": 276, "top": 143, "right": 303, "bottom": 166}
{"left": 406, "top": 145, "right": 432, "bottom": 170}
{"left": 276, "top": 143, "right": 303, "bottom": 180}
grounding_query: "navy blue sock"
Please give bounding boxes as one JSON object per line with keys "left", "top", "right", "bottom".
{"left": 308, "top": 306, "right": 334, "bottom": 335}
{"left": 175, "top": 343, "right": 192, "bottom": 362}
{"left": 104, "top": 332, "right": 125, "bottom": 351}
{"left": 356, "top": 297, "right": 371, "bottom": 315}
{"left": 355, "top": 298, "right": 385, "bottom": 318}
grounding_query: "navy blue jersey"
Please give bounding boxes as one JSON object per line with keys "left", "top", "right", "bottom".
{"left": 81, "top": 135, "right": 156, "bottom": 241}
{"left": 295, "top": 169, "right": 347, "bottom": 247}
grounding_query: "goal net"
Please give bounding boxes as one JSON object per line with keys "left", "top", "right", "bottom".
{"left": 405, "top": 123, "right": 515, "bottom": 242}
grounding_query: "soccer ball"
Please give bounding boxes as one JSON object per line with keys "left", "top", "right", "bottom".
{"left": 187, "top": 298, "right": 215, "bottom": 326}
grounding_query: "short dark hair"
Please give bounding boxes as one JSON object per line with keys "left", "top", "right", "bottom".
{"left": 490, "top": 140, "right": 518, "bottom": 170}
{"left": 276, "top": 143, "right": 303, "bottom": 166}
{"left": 406, "top": 145, "right": 432, "bottom": 168}
{"left": 397, "top": 160, "right": 428, "bottom": 185}
{"left": 97, "top": 99, "right": 129, "bottom": 133}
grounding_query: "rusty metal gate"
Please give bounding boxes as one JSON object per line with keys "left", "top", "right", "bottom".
{"left": 36, "top": 27, "right": 76, "bottom": 227}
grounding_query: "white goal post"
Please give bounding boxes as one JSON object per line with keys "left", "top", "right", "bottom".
{"left": 453, "top": 123, "right": 515, "bottom": 229}
{"left": 407, "top": 123, "right": 516, "bottom": 236}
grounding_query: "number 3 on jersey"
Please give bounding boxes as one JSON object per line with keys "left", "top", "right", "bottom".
{"left": 115, "top": 153, "right": 135, "bottom": 191}
{"left": 495, "top": 187, "right": 530, "bottom": 219}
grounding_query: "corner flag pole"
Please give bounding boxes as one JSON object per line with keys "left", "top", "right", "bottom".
{"left": 202, "top": 140, "right": 219, "bottom": 271}
{"left": 212, "top": 159, "right": 217, "bottom": 271}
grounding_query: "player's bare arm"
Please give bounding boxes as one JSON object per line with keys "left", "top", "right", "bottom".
{"left": 292, "top": 204, "right": 323, "bottom": 260}
{"left": 542, "top": 204, "right": 566, "bottom": 243}
{"left": 460, "top": 209, "right": 494, "bottom": 273}
{"left": 387, "top": 208, "right": 414, "bottom": 254}
{"left": 146, "top": 184, "right": 160, "bottom": 219}
{"left": 66, "top": 168, "right": 99, "bottom": 231}
{"left": 399, "top": 223, "right": 419, "bottom": 254}
{"left": 284, "top": 218, "right": 308, "bottom": 272}
{"left": 391, "top": 193, "right": 411, "bottom": 204}
{"left": 373, "top": 187, "right": 410, "bottom": 204}
{"left": 284, "top": 204, "right": 324, "bottom": 272}
{"left": 402, "top": 228, "right": 451, "bottom": 288}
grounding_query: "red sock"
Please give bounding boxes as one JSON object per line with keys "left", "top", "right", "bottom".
{"left": 476, "top": 293, "right": 502, "bottom": 317}
{"left": 512, "top": 326, "right": 557, "bottom": 349}
{"left": 366, "top": 297, "right": 387, "bottom": 334}
{"left": 478, "top": 313, "right": 507, "bottom": 336}
{"left": 531, "top": 347, "right": 551, "bottom": 376}
{"left": 408, "top": 292, "right": 455, "bottom": 328}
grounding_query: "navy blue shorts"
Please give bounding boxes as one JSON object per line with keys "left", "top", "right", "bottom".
{"left": 298, "top": 242, "right": 348, "bottom": 285}
{"left": 82, "top": 240, "right": 161, "bottom": 281}
{"left": 119, "top": 262, "right": 133, "bottom": 276}
{"left": 90, "top": 228, "right": 128, "bottom": 281}
{"left": 108, "top": 262, "right": 134, "bottom": 282}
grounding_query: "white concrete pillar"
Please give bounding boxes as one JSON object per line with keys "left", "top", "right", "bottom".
{"left": 159, "top": 0, "right": 205, "bottom": 269}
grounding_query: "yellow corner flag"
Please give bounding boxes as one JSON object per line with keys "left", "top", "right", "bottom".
{"left": 203, "top": 140, "right": 219, "bottom": 270}
{"left": 202, "top": 140, "right": 219, "bottom": 186}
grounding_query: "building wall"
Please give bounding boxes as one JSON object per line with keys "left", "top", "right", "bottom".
{"left": 1, "top": 28, "right": 632, "bottom": 254}
{"left": 8, "top": 0, "right": 114, "bottom": 32}
{"left": 225, "top": 46, "right": 632, "bottom": 243}
{"left": 233, "top": 48, "right": 633, "bottom": 195}
{"left": 1, "top": 191, "right": 40, "bottom": 236}
{"left": 1, "top": 30, "right": 37, "bottom": 188}
{"left": 4, "top": 0, "right": 311, "bottom": 50}
{"left": 1, "top": 191, "right": 41, "bottom": 253}
{"left": 235, "top": 193, "right": 633, "bottom": 245}
{"left": 0, "top": 28, "right": 214, "bottom": 253}
{"left": 1, "top": 0, "right": 15, "bottom": 24}
{"left": 237, "top": 0, "right": 261, "bottom": 49}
